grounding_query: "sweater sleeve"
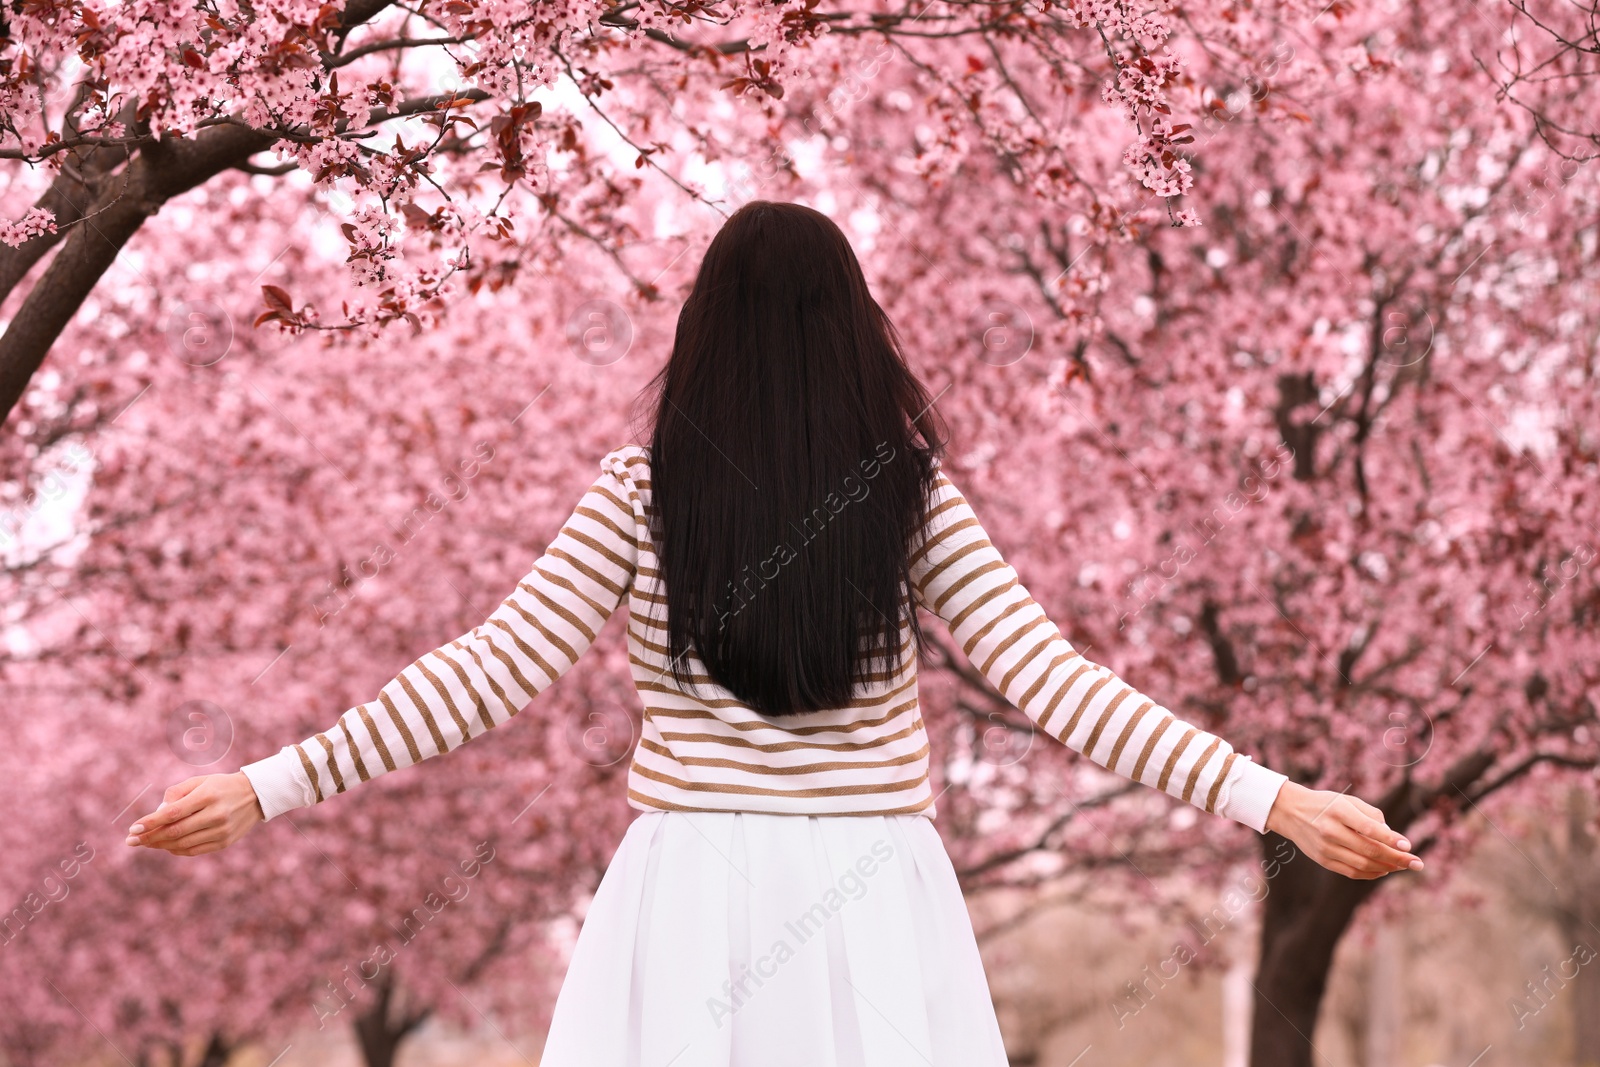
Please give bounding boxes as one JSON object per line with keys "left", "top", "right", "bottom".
{"left": 239, "top": 448, "right": 643, "bottom": 821}
{"left": 908, "top": 463, "right": 1288, "bottom": 833}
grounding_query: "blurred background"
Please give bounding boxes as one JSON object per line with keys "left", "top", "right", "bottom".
{"left": 2, "top": 1, "right": 1597, "bottom": 1065}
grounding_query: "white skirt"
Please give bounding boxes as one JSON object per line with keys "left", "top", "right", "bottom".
{"left": 539, "top": 810, "right": 1009, "bottom": 1067}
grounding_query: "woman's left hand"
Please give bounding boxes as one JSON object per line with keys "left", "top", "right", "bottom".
{"left": 1265, "top": 780, "right": 1423, "bottom": 880}
{"left": 125, "top": 772, "right": 265, "bottom": 856}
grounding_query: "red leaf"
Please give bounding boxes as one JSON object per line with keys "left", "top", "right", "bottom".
{"left": 261, "top": 285, "right": 294, "bottom": 315}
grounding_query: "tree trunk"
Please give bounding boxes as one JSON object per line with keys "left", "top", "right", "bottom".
{"left": 194, "top": 1032, "right": 233, "bottom": 1067}
{"left": 352, "top": 971, "right": 431, "bottom": 1067}
{"left": 1572, "top": 952, "right": 1600, "bottom": 1067}
{"left": 1249, "top": 830, "right": 1382, "bottom": 1067}
{"left": 1247, "top": 748, "right": 1499, "bottom": 1067}
{"left": 1556, "top": 787, "right": 1600, "bottom": 1067}
{"left": 1363, "top": 922, "right": 1402, "bottom": 1067}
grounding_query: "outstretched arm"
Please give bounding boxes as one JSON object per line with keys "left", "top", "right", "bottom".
{"left": 911, "top": 463, "right": 1421, "bottom": 879}
{"left": 127, "top": 448, "right": 643, "bottom": 856}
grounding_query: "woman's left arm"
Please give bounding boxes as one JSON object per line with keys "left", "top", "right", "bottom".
{"left": 127, "top": 448, "right": 643, "bottom": 856}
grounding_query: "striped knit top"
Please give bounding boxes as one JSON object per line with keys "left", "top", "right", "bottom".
{"left": 241, "top": 444, "right": 1288, "bottom": 832}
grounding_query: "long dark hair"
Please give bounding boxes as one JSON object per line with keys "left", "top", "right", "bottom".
{"left": 638, "top": 200, "right": 949, "bottom": 716}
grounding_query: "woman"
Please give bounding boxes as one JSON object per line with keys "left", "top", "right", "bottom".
{"left": 127, "top": 200, "right": 1421, "bottom": 1066}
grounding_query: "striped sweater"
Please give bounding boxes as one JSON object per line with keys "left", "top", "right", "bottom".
{"left": 241, "top": 445, "right": 1288, "bottom": 832}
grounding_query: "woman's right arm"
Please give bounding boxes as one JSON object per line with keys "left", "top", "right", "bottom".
{"left": 910, "top": 463, "right": 1420, "bottom": 879}
{"left": 126, "top": 447, "right": 644, "bottom": 855}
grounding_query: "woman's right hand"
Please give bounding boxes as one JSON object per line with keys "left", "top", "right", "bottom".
{"left": 1265, "top": 780, "right": 1423, "bottom": 880}
{"left": 124, "top": 772, "right": 266, "bottom": 857}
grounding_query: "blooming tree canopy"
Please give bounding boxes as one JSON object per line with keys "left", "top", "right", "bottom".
{"left": 1, "top": 0, "right": 1208, "bottom": 422}
{"left": 3, "top": 2, "right": 1597, "bottom": 1066}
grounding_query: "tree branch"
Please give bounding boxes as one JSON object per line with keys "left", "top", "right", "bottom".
{"left": 0, "top": 125, "right": 277, "bottom": 429}
{"left": 0, "top": 136, "right": 131, "bottom": 310}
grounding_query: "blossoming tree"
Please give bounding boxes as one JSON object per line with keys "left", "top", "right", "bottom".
{"left": 3, "top": 2, "right": 1597, "bottom": 1067}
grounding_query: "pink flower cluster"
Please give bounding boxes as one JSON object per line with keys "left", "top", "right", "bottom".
{"left": 0, "top": 207, "right": 58, "bottom": 249}
{"left": 1058, "top": 0, "right": 1197, "bottom": 208}
{"left": 1122, "top": 117, "right": 1196, "bottom": 198}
